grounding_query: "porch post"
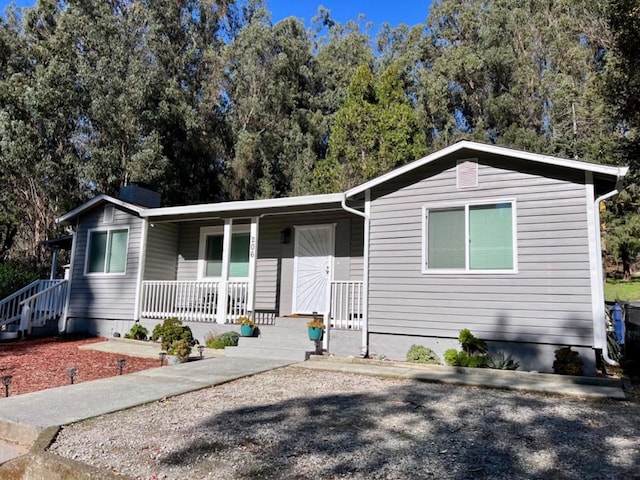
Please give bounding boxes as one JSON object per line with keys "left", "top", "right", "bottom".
{"left": 247, "top": 216, "right": 259, "bottom": 315}
{"left": 133, "top": 218, "right": 149, "bottom": 321}
{"left": 50, "top": 247, "right": 59, "bottom": 280}
{"left": 216, "top": 219, "right": 233, "bottom": 323}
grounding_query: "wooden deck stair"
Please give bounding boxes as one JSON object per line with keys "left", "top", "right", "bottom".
{"left": 224, "top": 317, "right": 318, "bottom": 362}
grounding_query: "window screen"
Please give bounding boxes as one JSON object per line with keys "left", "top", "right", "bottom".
{"left": 427, "top": 209, "right": 465, "bottom": 268}
{"left": 87, "top": 229, "right": 128, "bottom": 274}
{"left": 425, "top": 201, "right": 514, "bottom": 271}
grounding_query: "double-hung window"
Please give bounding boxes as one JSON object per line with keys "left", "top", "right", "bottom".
{"left": 200, "top": 226, "right": 250, "bottom": 279}
{"left": 86, "top": 228, "right": 129, "bottom": 274}
{"left": 423, "top": 200, "right": 516, "bottom": 273}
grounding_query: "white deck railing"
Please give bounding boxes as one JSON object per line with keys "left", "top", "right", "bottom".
{"left": 328, "top": 281, "right": 364, "bottom": 330}
{"left": 19, "top": 280, "right": 68, "bottom": 333}
{"left": 141, "top": 280, "right": 249, "bottom": 323}
{"left": 1, "top": 279, "right": 66, "bottom": 329}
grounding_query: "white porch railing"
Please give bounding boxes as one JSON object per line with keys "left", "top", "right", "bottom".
{"left": 328, "top": 281, "right": 364, "bottom": 330}
{"left": 1, "top": 279, "right": 66, "bottom": 329}
{"left": 19, "top": 280, "right": 68, "bottom": 333}
{"left": 141, "top": 280, "right": 249, "bottom": 323}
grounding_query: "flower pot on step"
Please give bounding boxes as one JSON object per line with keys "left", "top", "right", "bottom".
{"left": 308, "top": 326, "right": 323, "bottom": 341}
{"left": 240, "top": 324, "right": 255, "bottom": 337}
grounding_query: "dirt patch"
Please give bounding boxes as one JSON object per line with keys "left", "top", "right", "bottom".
{"left": 0, "top": 336, "right": 159, "bottom": 396}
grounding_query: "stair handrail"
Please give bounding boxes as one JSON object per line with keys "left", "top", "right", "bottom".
{"left": 0, "top": 279, "right": 42, "bottom": 306}
{"left": 0, "top": 279, "right": 43, "bottom": 326}
{"left": 18, "top": 280, "right": 68, "bottom": 307}
{"left": 19, "top": 280, "right": 68, "bottom": 334}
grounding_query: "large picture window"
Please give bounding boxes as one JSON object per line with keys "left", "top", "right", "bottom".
{"left": 424, "top": 200, "right": 516, "bottom": 273}
{"left": 86, "top": 228, "right": 128, "bottom": 274}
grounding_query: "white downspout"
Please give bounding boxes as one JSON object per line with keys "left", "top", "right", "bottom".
{"left": 341, "top": 192, "right": 370, "bottom": 356}
{"left": 594, "top": 185, "right": 622, "bottom": 366}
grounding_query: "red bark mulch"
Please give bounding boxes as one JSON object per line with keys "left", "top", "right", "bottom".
{"left": 0, "top": 336, "right": 159, "bottom": 397}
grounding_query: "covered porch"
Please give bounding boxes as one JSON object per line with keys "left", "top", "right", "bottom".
{"left": 137, "top": 195, "right": 366, "bottom": 333}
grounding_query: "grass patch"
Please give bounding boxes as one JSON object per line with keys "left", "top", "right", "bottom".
{"left": 605, "top": 278, "right": 640, "bottom": 302}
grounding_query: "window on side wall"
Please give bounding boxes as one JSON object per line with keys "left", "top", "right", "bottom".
{"left": 423, "top": 200, "right": 516, "bottom": 273}
{"left": 86, "top": 228, "right": 129, "bottom": 274}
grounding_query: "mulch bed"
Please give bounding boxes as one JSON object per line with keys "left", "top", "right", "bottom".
{"left": 0, "top": 336, "right": 159, "bottom": 397}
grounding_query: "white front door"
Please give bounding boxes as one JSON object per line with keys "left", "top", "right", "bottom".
{"left": 292, "top": 224, "right": 334, "bottom": 314}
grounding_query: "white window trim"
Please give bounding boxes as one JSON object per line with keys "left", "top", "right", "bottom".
{"left": 84, "top": 226, "right": 130, "bottom": 276}
{"left": 198, "top": 224, "right": 251, "bottom": 281}
{"left": 421, "top": 198, "right": 518, "bottom": 275}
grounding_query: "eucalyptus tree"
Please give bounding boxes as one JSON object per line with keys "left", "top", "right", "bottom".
{"left": 0, "top": 0, "right": 85, "bottom": 264}
{"left": 602, "top": 0, "right": 640, "bottom": 275}
{"left": 423, "top": 0, "right": 618, "bottom": 162}
{"left": 141, "top": 0, "right": 242, "bottom": 205}
{"left": 224, "top": 11, "right": 321, "bottom": 199}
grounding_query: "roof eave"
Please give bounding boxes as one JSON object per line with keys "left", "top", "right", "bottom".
{"left": 56, "top": 194, "right": 145, "bottom": 225}
{"left": 140, "top": 193, "right": 345, "bottom": 219}
{"left": 345, "top": 140, "right": 628, "bottom": 198}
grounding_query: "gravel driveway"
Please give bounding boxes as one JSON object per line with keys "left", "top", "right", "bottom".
{"left": 49, "top": 367, "right": 640, "bottom": 480}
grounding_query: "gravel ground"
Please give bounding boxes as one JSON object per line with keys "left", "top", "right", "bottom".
{"left": 49, "top": 367, "right": 640, "bottom": 480}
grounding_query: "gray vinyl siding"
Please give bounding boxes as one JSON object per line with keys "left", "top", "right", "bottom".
{"left": 68, "top": 205, "right": 143, "bottom": 320}
{"left": 144, "top": 223, "right": 178, "bottom": 280}
{"left": 368, "top": 156, "right": 594, "bottom": 346}
{"left": 176, "top": 220, "right": 224, "bottom": 281}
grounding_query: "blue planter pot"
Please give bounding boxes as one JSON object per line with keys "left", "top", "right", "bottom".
{"left": 240, "top": 325, "right": 254, "bottom": 337}
{"left": 308, "top": 327, "right": 323, "bottom": 341}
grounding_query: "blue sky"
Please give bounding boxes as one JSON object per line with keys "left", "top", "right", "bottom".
{"left": 1, "top": 1, "right": 433, "bottom": 29}
{"left": 266, "top": 1, "right": 432, "bottom": 28}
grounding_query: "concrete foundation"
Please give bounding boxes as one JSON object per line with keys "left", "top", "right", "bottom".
{"left": 369, "top": 333, "right": 597, "bottom": 376}
{"left": 64, "top": 318, "right": 597, "bottom": 376}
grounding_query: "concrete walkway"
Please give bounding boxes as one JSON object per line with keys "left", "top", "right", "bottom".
{"left": 0, "top": 355, "right": 293, "bottom": 448}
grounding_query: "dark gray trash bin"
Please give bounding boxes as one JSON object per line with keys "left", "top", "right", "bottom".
{"left": 623, "top": 303, "right": 640, "bottom": 373}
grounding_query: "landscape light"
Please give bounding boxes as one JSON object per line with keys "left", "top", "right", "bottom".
{"left": 117, "top": 359, "right": 126, "bottom": 375}
{"left": 67, "top": 367, "right": 77, "bottom": 385}
{"left": 159, "top": 351, "right": 166, "bottom": 367}
{"left": 2, "top": 375, "right": 12, "bottom": 397}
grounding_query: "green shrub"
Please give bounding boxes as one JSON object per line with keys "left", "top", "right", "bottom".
{"left": 458, "top": 328, "right": 488, "bottom": 355}
{"left": 444, "top": 328, "right": 490, "bottom": 367}
{"left": 487, "top": 351, "right": 520, "bottom": 370}
{"left": 444, "top": 349, "right": 488, "bottom": 367}
{"left": 553, "top": 346, "right": 582, "bottom": 375}
{"left": 205, "top": 331, "right": 240, "bottom": 349}
{"left": 152, "top": 317, "right": 193, "bottom": 356}
{"left": 444, "top": 349, "right": 464, "bottom": 366}
{"left": 466, "top": 354, "right": 488, "bottom": 368}
{"left": 0, "top": 263, "right": 39, "bottom": 299}
{"left": 406, "top": 345, "right": 441, "bottom": 365}
{"left": 124, "top": 323, "right": 149, "bottom": 341}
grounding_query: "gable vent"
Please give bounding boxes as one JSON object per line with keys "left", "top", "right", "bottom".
{"left": 103, "top": 204, "right": 115, "bottom": 223}
{"left": 457, "top": 160, "right": 478, "bottom": 189}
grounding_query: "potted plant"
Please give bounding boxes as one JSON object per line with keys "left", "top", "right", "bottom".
{"left": 167, "top": 338, "right": 192, "bottom": 365}
{"left": 152, "top": 317, "right": 193, "bottom": 364}
{"left": 307, "top": 317, "right": 325, "bottom": 341}
{"left": 237, "top": 316, "right": 256, "bottom": 336}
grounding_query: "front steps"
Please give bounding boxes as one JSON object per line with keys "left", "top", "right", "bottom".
{"left": 225, "top": 317, "right": 319, "bottom": 361}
